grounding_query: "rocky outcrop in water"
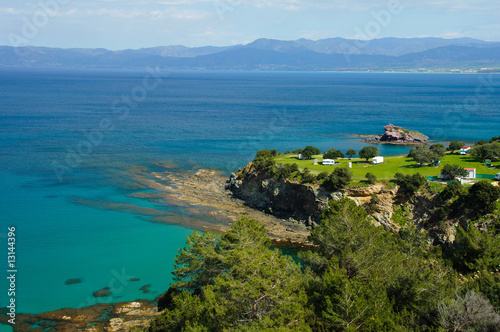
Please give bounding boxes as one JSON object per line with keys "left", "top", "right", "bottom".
{"left": 381, "top": 124, "right": 429, "bottom": 143}
{"left": 362, "top": 124, "right": 429, "bottom": 144}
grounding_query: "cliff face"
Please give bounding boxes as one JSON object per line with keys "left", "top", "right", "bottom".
{"left": 227, "top": 163, "right": 394, "bottom": 225}
{"left": 226, "top": 162, "right": 460, "bottom": 244}
{"left": 227, "top": 164, "right": 333, "bottom": 223}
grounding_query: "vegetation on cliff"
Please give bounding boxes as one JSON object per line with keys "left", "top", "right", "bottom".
{"left": 148, "top": 199, "right": 500, "bottom": 331}
{"left": 147, "top": 137, "right": 500, "bottom": 331}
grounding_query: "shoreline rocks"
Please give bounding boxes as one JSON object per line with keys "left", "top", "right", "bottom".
{"left": 0, "top": 300, "right": 160, "bottom": 331}
{"left": 361, "top": 124, "right": 429, "bottom": 145}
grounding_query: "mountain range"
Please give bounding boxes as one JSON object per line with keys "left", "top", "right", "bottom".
{"left": 1, "top": 37, "right": 500, "bottom": 72}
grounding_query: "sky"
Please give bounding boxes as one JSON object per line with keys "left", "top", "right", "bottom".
{"left": 0, "top": 0, "right": 499, "bottom": 49}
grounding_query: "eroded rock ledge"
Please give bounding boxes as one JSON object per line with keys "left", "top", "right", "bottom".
{"left": 226, "top": 162, "right": 401, "bottom": 232}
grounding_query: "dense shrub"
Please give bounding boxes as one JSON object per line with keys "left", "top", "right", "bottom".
{"left": 323, "top": 148, "right": 344, "bottom": 159}
{"left": 365, "top": 172, "right": 377, "bottom": 184}
{"left": 322, "top": 167, "right": 352, "bottom": 191}
{"left": 394, "top": 172, "right": 426, "bottom": 196}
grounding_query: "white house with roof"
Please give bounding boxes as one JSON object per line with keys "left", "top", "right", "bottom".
{"left": 464, "top": 168, "right": 476, "bottom": 179}
{"left": 372, "top": 156, "right": 384, "bottom": 164}
{"left": 460, "top": 146, "right": 471, "bottom": 155}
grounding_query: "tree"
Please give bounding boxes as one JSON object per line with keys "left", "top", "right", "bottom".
{"left": 438, "top": 291, "right": 500, "bottom": 332}
{"left": 306, "top": 198, "right": 374, "bottom": 265}
{"left": 409, "top": 144, "right": 435, "bottom": 166}
{"left": 430, "top": 143, "right": 446, "bottom": 159}
{"left": 394, "top": 173, "right": 426, "bottom": 197}
{"left": 471, "top": 142, "right": 500, "bottom": 161}
{"left": 489, "top": 136, "right": 500, "bottom": 143}
{"left": 449, "top": 224, "right": 500, "bottom": 273}
{"left": 317, "top": 171, "right": 329, "bottom": 181}
{"left": 466, "top": 180, "right": 500, "bottom": 216}
{"left": 447, "top": 141, "right": 464, "bottom": 153}
{"left": 359, "top": 146, "right": 379, "bottom": 162}
{"left": 438, "top": 179, "right": 465, "bottom": 202}
{"left": 252, "top": 149, "right": 275, "bottom": 172}
{"left": 365, "top": 172, "right": 377, "bottom": 184}
{"left": 323, "top": 148, "right": 344, "bottom": 159}
{"left": 301, "top": 168, "right": 316, "bottom": 184}
{"left": 322, "top": 167, "right": 352, "bottom": 191}
{"left": 151, "top": 218, "right": 312, "bottom": 331}
{"left": 302, "top": 198, "right": 401, "bottom": 330}
{"left": 273, "top": 163, "right": 298, "bottom": 181}
{"left": 172, "top": 231, "right": 226, "bottom": 293}
{"left": 302, "top": 146, "right": 321, "bottom": 160}
{"left": 441, "top": 164, "right": 468, "bottom": 180}
{"left": 346, "top": 149, "right": 357, "bottom": 159}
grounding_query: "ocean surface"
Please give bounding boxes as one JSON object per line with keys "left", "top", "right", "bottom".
{"left": 1, "top": 69, "right": 499, "bottom": 325}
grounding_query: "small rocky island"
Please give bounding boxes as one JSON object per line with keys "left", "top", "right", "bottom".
{"left": 361, "top": 124, "right": 429, "bottom": 144}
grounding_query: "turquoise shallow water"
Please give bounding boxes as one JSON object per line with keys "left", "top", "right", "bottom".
{"left": 0, "top": 171, "right": 192, "bottom": 315}
{"left": 0, "top": 69, "right": 499, "bottom": 320}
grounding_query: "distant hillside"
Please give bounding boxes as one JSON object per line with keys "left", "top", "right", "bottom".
{"left": 1, "top": 37, "right": 499, "bottom": 72}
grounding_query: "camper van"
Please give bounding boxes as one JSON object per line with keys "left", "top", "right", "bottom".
{"left": 322, "top": 159, "right": 335, "bottom": 165}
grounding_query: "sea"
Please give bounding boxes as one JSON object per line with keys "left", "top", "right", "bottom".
{"left": 0, "top": 69, "right": 499, "bottom": 328}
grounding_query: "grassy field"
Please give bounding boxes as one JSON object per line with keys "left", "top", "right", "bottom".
{"left": 274, "top": 153, "right": 500, "bottom": 182}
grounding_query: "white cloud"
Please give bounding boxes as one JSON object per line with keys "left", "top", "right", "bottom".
{"left": 435, "top": 31, "right": 468, "bottom": 39}
{"left": 249, "top": 0, "right": 500, "bottom": 13}
{"left": 85, "top": 8, "right": 143, "bottom": 18}
{"left": 150, "top": 8, "right": 208, "bottom": 20}
{"left": 0, "top": 7, "right": 26, "bottom": 15}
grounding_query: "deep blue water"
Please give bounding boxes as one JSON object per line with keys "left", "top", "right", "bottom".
{"left": 0, "top": 69, "right": 499, "bottom": 321}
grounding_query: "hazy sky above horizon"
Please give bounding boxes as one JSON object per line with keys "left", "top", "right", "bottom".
{"left": 1, "top": 0, "right": 499, "bottom": 49}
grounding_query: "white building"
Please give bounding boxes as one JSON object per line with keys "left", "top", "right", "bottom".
{"left": 322, "top": 159, "right": 335, "bottom": 165}
{"left": 372, "top": 156, "right": 384, "bottom": 164}
{"left": 464, "top": 168, "right": 476, "bottom": 179}
{"left": 460, "top": 146, "right": 471, "bottom": 155}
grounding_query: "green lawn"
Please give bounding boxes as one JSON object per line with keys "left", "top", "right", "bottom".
{"left": 274, "top": 154, "right": 499, "bottom": 182}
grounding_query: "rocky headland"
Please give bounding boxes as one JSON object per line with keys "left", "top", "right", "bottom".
{"left": 361, "top": 123, "right": 429, "bottom": 145}
{"left": 226, "top": 161, "right": 462, "bottom": 244}
{"left": 10, "top": 158, "right": 472, "bottom": 331}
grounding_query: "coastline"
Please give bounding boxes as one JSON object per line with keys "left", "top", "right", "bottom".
{"left": 360, "top": 138, "right": 425, "bottom": 145}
